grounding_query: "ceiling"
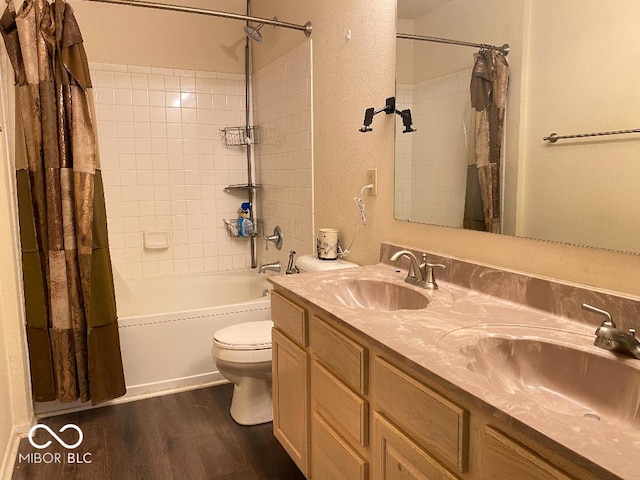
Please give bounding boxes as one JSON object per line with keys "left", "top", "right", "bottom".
{"left": 397, "top": 0, "right": 453, "bottom": 20}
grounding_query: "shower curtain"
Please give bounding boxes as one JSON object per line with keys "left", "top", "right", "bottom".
{"left": 0, "top": 0, "right": 125, "bottom": 404}
{"left": 464, "top": 49, "right": 509, "bottom": 233}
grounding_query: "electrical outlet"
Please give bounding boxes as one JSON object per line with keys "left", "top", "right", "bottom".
{"left": 367, "top": 168, "right": 378, "bottom": 196}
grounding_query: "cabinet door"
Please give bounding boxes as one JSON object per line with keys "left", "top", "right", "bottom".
{"left": 311, "top": 412, "right": 369, "bottom": 480}
{"left": 483, "top": 427, "right": 575, "bottom": 480}
{"left": 272, "top": 328, "right": 310, "bottom": 477}
{"left": 373, "top": 413, "right": 460, "bottom": 480}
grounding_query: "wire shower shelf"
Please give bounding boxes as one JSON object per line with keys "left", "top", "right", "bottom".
{"left": 220, "top": 126, "right": 259, "bottom": 146}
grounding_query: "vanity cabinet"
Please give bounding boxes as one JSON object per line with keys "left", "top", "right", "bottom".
{"left": 482, "top": 427, "right": 576, "bottom": 480}
{"left": 271, "top": 292, "right": 310, "bottom": 476}
{"left": 271, "top": 289, "right": 604, "bottom": 480}
{"left": 308, "top": 313, "right": 370, "bottom": 479}
{"left": 372, "top": 356, "right": 469, "bottom": 476}
{"left": 372, "top": 412, "right": 460, "bottom": 480}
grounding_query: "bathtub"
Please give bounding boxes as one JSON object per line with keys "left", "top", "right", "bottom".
{"left": 115, "top": 269, "right": 271, "bottom": 399}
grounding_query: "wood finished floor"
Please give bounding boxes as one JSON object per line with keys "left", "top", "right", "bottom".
{"left": 12, "top": 384, "right": 306, "bottom": 480}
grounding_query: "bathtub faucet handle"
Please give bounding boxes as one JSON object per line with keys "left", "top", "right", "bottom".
{"left": 265, "top": 225, "right": 283, "bottom": 250}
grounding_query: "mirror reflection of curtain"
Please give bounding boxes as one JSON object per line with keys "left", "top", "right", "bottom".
{"left": 464, "top": 49, "right": 509, "bottom": 233}
{"left": 0, "top": 0, "right": 126, "bottom": 404}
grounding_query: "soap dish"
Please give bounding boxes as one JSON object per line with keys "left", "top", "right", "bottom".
{"left": 143, "top": 231, "right": 171, "bottom": 250}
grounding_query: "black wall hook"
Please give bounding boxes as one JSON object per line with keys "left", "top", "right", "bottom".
{"left": 359, "top": 97, "right": 416, "bottom": 133}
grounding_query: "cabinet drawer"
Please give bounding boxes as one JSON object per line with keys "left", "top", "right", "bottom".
{"left": 311, "top": 411, "right": 368, "bottom": 480}
{"left": 483, "top": 427, "right": 575, "bottom": 480}
{"left": 373, "top": 356, "right": 469, "bottom": 473}
{"left": 311, "top": 359, "right": 368, "bottom": 448}
{"left": 373, "top": 413, "right": 460, "bottom": 480}
{"left": 271, "top": 291, "right": 307, "bottom": 346}
{"left": 309, "top": 314, "right": 367, "bottom": 394}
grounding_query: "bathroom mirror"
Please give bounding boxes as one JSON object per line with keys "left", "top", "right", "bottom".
{"left": 395, "top": 0, "right": 640, "bottom": 255}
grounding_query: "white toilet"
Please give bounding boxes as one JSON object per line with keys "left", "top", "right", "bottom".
{"left": 296, "top": 254, "right": 359, "bottom": 273}
{"left": 211, "top": 255, "right": 358, "bottom": 426}
{"left": 212, "top": 320, "right": 274, "bottom": 425}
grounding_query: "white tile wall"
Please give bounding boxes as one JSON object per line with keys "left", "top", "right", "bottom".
{"left": 92, "top": 63, "right": 253, "bottom": 279}
{"left": 395, "top": 69, "right": 471, "bottom": 228}
{"left": 253, "top": 42, "right": 313, "bottom": 267}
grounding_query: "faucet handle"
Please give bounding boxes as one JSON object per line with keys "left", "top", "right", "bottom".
{"left": 265, "top": 226, "right": 283, "bottom": 250}
{"left": 582, "top": 303, "right": 616, "bottom": 327}
{"left": 426, "top": 262, "right": 446, "bottom": 270}
{"left": 421, "top": 261, "right": 446, "bottom": 290}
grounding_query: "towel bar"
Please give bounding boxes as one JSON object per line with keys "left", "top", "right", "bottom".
{"left": 543, "top": 128, "right": 640, "bottom": 143}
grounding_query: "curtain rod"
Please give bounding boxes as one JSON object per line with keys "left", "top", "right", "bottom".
{"left": 86, "top": 0, "right": 312, "bottom": 36}
{"left": 397, "top": 32, "right": 509, "bottom": 55}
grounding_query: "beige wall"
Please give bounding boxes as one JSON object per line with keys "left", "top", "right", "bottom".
{"left": 410, "top": 0, "right": 524, "bottom": 84}
{"left": 0, "top": 51, "right": 33, "bottom": 472}
{"left": 255, "top": 0, "right": 640, "bottom": 298}
{"left": 74, "top": 0, "right": 247, "bottom": 72}
{"left": 520, "top": 0, "right": 640, "bottom": 254}
{"left": 395, "top": 18, "right": 413, "bottom": 85}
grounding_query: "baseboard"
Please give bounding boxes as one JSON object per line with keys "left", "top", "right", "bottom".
{"left": 0, "top": 425, "right": 23, "bottom": 480}
{"left": 35, "top": 372, "right": 228, "bottom": 418}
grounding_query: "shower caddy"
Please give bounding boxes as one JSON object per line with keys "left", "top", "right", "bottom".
{"left": 221, "top": 126, "right": 262, "bottom": 252}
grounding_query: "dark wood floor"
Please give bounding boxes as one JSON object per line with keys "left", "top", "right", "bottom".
{"left": 12, "top": 384, "right": 306, "bottom": 480}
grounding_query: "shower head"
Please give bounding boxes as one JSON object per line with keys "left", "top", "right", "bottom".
{"left": 243, "top": 23, "right": 264, "bottom": 43}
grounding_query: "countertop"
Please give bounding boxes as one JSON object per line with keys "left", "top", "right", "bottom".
{"left": 269, "top": 263, "right": 640, "bottom": 480}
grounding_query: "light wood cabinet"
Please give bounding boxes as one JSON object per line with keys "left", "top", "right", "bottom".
{"left": 272, "top": 328, "right": 310, "bottom": 476}
{"left": 482, "top": 427, "right": 575, "bottom": 480}
{"left": 309, "top": 314, "right": 368, "bottom": 395}
{"left": 311, "top": 359, "right": 368, "bottom": 448}
{"left": 271, "top": 289, "right": 603, "bottom": 480}
{"left": 311, "top": 412, "right": 369, "bottom": 480}
{"left": 271, "top": 291, "right": 307, "bottom": 346}
{"left": 372, "top": 412, "right": 460, "bottom": 480}
{"left": 373, "top": 356, "right": 469, "bottom": 474}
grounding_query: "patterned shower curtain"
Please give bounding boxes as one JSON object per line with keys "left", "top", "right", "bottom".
{"left": 464, "top": 49, "right": 509, "bottom": 233}
{"left": 0, "top": 0, "right": 125, "bottom": 404}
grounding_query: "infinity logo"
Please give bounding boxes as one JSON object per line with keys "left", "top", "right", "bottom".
{"left": 28, "top": 424, "right": 83, "bottom": 450}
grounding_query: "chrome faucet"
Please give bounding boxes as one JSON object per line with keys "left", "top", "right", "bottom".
{"left": 258, "top": 260, "right": 281, "bottom": 274}
{"left": 582, "top": 303, "right": 640, "bottom": 359}
{"left": 285, "top": 250, "right": 299, "bottom": 274}
{"left": 390, "top": 250, "right": 446, "bottom": 290}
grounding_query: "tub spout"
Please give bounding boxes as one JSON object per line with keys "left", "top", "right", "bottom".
{"left": 259, "top": 261, "right": 281, "bottom": 274}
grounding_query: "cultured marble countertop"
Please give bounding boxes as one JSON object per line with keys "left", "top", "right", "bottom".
{"left": 269, "top": 263, "right": 640, "bottom": 480}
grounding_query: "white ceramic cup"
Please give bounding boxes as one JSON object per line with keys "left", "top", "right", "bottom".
{"left": 316, "top": 228, "right": 339, "bottom": 260}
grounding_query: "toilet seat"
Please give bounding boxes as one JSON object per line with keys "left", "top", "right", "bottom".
{"left": 213, "top": 320, "right": 273, "bottom": 350}
{"left": 212, "top": 320, "right": 273, "bottom": 363}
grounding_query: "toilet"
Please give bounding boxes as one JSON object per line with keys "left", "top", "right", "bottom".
{"left": 211, "top": 255, "right": 357, "bottom": 426}
{"left": 296, "top": 254, "right": 359, "bottom": 273}
{"left": 212, "top": 320, "right": 274, "bottom": 425}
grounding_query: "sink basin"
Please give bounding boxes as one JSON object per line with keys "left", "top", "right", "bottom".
{"left": 317, "top": 279, "right": 429, "bottom": 311}
{"left": 439, "top": 326, "right": 640, "bottom": 425}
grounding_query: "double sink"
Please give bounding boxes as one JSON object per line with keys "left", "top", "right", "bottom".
{"left": 316, "top": 275, "right": 640, "bottom": 428}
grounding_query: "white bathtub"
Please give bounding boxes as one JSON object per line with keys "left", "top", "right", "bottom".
{"left": 115, "top": 269, "right": 272, "bottom": 399}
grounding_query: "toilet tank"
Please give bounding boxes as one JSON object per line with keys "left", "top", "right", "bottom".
{"left": 296, "top": 254, "right": 358, "bottom": 273}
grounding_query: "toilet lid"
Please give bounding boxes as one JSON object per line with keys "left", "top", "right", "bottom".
{"left": 213, "top": 320, "right": 274, "bottom": 350}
